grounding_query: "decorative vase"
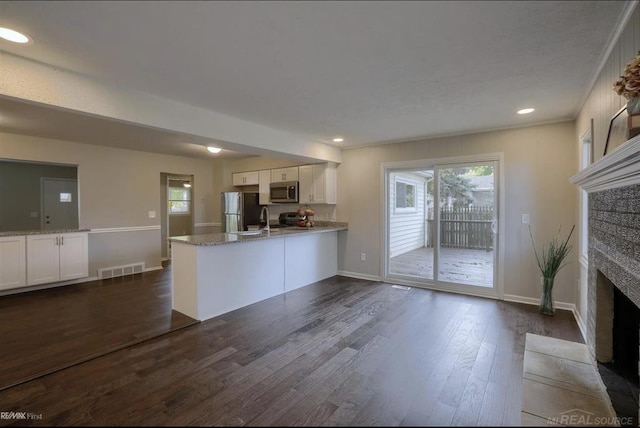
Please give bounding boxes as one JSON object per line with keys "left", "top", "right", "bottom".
{"left": 628, "top": 97, "right": 640, "bottom": 115}
{"left": 540, "top": 277, "right": 555, "bottom": 315}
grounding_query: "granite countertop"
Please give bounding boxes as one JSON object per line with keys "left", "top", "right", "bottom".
{"left": 0, "top": 228, "right": 91, "bottom": 237}
{"left": 169, "top": 223, "right": 348, "bottom": 246}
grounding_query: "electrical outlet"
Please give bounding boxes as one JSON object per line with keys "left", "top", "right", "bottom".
{"left": 148, "top": 211, "right": 156, "bottom": 218}
{"left": 522, "top": 214, "right": 530, "bottom": 224}
{"left": 360, "top": 253, "right": 366, "bottom": 262}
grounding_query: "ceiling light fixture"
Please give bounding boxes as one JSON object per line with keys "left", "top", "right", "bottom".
{"left": 206, "top": 145, "right": 222, "bottom": 154}
{"left": 0, "top": 27, "right": 30, "bottom": 44}
{"left": 183, "top": 182, "right": 192, "bottom": 188}
{"left": 517, "top": 108, "right": 535, "bottom": 115}
{"left": 332, "top": 137, "right": 344, "bottom": 143}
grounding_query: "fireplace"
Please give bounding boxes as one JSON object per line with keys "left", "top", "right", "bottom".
{"left": 571, "top": 135, "right": 640, "bottom": 426}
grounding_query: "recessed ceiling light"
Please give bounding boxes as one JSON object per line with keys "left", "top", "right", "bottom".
{"left": 332, "top": 137, "right": 344, "bottom": 143}
{"left": 0, "top": 27, "right": 30, "bottom": 44}
{"left": 206, "top": 145, "right": 222, "bottom": 154}
{"left": 517, "top": 108, "right": 535, "bottom": 115}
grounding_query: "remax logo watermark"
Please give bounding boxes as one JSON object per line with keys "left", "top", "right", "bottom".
{"left": 546, "top": 408, "right": 632, "bottom": 425}
{"left": 0, "top": 411, "right": 43, "bottom": 420}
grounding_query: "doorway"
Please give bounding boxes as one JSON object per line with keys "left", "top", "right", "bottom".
{"left": 41, "top": 178, "right": 79, "bottom": 231}
{"left": 160, "top": 173, "right": 194, "bottom": 260}
{"left": 384, "top": 154, "right": 503, "bottom": 299}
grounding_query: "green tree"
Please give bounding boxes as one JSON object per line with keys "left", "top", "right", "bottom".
{"left": 427, "top": 167, "right": 477, "bottom": 208}
{"left": 469, "top": 165, "right": 493, "bottom": 176}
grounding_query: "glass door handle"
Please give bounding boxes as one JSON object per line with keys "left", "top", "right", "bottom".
{"left": 491, "top": 219, "right": 497, "bottom": 234}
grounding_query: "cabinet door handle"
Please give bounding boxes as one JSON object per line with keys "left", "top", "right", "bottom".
{"left": 55, "top": 236, "right": 59, "bottom": 246}
{"left": 61, "top": 236, "right": 64, "bottom": 245}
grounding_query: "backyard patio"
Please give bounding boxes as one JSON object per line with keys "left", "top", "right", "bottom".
{"left": 389, "top": 246, "right": 494, "bottom": 287}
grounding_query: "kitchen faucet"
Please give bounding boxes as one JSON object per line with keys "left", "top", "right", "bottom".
{"left": 260, "top": 206, "right": 270, "bottom": 232}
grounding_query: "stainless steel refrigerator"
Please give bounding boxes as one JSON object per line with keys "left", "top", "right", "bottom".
{"left": 221, "top": 192, "right": 262, "bottom": 233}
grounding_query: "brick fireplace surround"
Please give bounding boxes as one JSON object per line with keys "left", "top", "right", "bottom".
{"left": 571, "top": 134, "right": 640, "bottom": 421}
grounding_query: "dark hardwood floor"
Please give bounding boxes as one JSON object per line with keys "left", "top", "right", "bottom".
{"left": 0, "top": 267, "right": 197, "bottom": 391}
{"left": 0, "top": 271, "right": 582, "bottom": 426}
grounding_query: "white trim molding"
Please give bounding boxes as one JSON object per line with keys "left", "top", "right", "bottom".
{"left": 195, "top": 222, "right": 221, "bottom": 228}
{"left": 570, "top": 134, "right": 640, "bottom": 192}
{"left": 337, "top": 271, "right": 382, "bottom": 282}
{"left": 89, "top": 225, "right": 161, "bottom": 234}
{"left": 577, "top": 0, "right": 639, "bottom": 115}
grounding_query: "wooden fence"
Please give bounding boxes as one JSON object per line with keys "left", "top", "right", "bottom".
{"left": 426, "top": 206, "right": 494, "bottom": 250}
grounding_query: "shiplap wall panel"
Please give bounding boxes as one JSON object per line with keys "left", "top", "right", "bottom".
{"left": 577, "top": 5, "right": 640, "bottom": 161}
{"left": 389, "top": 172, "right": 426, "bottom": 258}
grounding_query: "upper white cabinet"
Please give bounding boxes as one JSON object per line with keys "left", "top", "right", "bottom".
{"left": 271, "top": 167, "right": 299, "bottom": 183}
{"left": 27, "top": 232, "right": 88, "bottom": 286}
{"left": 232, "top": 171, "right": 259, "bottom": 186}
{"left": 299, "top": 163, "right": 337, "bottom": 204}
{"left": 0, "top": 236, "right": 26, "bottom": 290}
{"left": 258, "top": 170, "right": 271, "bottom": 205}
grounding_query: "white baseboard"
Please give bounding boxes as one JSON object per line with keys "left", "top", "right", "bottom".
{"left": 503, "top": 293, "right": 575, "bottom": 312}
{"left": 337, "top": 270, "right": 382, "bottom": 282}
{"left": 144, "top": 266, "right": 163, "bottom": 272}
{"left": 572, "top": 307, "right": 588, "bottom": 343}
{"left": 0, "top": 275, "right": 99, "bottom": 296}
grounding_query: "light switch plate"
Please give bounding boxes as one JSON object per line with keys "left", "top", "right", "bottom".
{"left": 148, "top": 211, "right": 156, "bottom": 218}
{"left": 522, "top": 214, "right": 530, "bottom": 224}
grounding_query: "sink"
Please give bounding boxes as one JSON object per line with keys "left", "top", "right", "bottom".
{"left": 229, "top": 230, "right": 263, "bottom": 236}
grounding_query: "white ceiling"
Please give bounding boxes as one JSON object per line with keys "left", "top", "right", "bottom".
{"left": 0, "top": 1, "right": 629, "bottom": 155}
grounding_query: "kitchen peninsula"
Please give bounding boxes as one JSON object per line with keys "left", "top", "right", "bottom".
{"left": 168, "top": 224, "right": 347, "bottom": 321}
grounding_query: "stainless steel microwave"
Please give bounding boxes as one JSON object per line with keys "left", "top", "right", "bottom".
{"left": 270, "top": 181, "right": 298, "bottom": 203}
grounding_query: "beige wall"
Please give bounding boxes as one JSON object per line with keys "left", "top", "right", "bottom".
{"left": 574, "top": 5, "right": 640, "bottom": 333}
{"left": 0, "top": 132, "right": 216, "bottom": 275}
{"left": 335, "top": 121, "right": 578, "bottom": 304}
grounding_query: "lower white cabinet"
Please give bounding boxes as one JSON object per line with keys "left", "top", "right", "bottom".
{"left": 0, "top": 236, "right": 27, "bottom": 290}
{"left": 26, "top": 232, "right": 88, "bottom": 286}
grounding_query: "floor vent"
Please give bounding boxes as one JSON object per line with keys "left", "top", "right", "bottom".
{"left": 391, "top": 285, "right": 411, "bottom": 291}
{"left": 98, "top": 262, "right": 145, "bottom": 279}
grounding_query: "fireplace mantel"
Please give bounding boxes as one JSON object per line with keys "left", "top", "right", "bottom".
{"left": 571, "top": 134, "right": 640, "bottom": 193}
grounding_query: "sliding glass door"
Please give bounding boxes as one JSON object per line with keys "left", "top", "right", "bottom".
{"left": 386, "top": 157, "right": 500, "bottom": 298}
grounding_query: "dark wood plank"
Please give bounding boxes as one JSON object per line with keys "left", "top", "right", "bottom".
{"left": 0, "top": 274, "right": 583, "bottom": 427}
{"left": 0, "top": 266, "right": 198, "bottom": 391}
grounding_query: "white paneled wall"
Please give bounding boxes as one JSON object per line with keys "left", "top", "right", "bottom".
{"left": 574, "top": 2, "right": 640, "bottom": 338}
{"left": 577, "top": 5, "right": 640, "bottom": 161}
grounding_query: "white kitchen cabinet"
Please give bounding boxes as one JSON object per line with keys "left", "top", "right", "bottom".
{"left": 299, "top": 163, "right": 337, "bottom": 204}
{"left": 258, "top": 169, "right": 271, "bottom": 205}
{"left": 232, "top": 171, "right": 259, "bottom": 186}
{"left": 0, "top": 236, "right": 26, "bottom": 290}
{"left": 27, "top": 232, "right": 88, "bottom": 286}
{"left": 270, "top": 167, "right": 299, "bottom": 183}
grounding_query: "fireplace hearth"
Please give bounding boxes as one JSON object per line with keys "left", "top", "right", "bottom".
{"left": 571, "top": 134, "right": 640, "bottom": 425}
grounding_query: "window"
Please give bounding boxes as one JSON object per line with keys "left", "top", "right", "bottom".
{"left": 395, "top": 179, "right": 416, "bottom": 212}
{"left": 59, "top": 193, "right": 72, "bottom": 203}
{"left": 168, "top": 187, "right": 191, "bottom": 214}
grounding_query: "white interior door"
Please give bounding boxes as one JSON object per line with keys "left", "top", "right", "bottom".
{"left": 42, "top": 178, "right": 78, "bottom": 231}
